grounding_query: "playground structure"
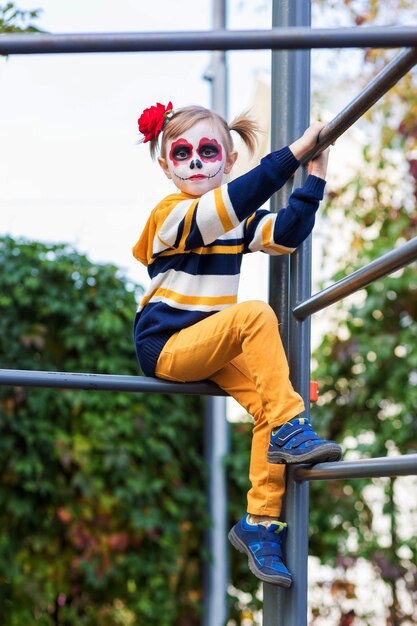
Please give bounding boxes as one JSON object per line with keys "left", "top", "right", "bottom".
{"left": 1, "top": 1, "right": 417, "bottom": 624}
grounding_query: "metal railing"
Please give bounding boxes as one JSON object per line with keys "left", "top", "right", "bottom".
{"left": 0, "top": 26, "right": 417, "bottom": 54}
{"left": 1, "top": 6, "right": 417, "bottom": 626}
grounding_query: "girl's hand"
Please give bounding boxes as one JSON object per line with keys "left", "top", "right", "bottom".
{"left": 289, "top": 121, "right": 326, "bottom": 160}
{"left": 310, "top": 146, "right": 330, "bottom": 179}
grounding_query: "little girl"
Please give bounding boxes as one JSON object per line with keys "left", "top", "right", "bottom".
{"left": 133, "top": 101, "right": 341, "bottom": 588}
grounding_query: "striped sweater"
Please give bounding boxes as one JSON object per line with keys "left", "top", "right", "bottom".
{"left": 133, "top": 146, "right": 325, "bottom": 376}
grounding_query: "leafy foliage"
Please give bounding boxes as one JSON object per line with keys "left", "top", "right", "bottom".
{"left": 0, "top": 237, "right": 255, "bottom": 625}
{"left": 308, "top": 3, "right": 417, "bottom": 622}
{"left": 0, "top": 2, "right": 43, "bottom": 34}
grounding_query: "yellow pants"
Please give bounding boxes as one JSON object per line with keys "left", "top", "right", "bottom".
{"left": 155, "top": 300, "right": 305, "bottom": 517}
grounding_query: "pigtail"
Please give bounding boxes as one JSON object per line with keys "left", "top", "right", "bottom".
{"left": 228, "top": 113, "right": 260, "bottom": 156}
{"left": 149, "top": 137, "right": 160, "bottom": 160}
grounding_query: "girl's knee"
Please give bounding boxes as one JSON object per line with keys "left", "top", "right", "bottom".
{"left": 241, "top": 300, "right": 276, "bottom": 322}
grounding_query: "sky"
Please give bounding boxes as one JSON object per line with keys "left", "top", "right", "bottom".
{"left": 3, "top": 2, "right": 415, "bottom": 299}
{"left": 0, "top": 0, "right": 274, "bottom": 300}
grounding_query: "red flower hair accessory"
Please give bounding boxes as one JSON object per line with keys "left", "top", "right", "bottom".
{"left": 138, "top": 101, "right": 173, "bottom": 143}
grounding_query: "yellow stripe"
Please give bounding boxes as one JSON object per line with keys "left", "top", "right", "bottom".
{"left": 245, "top": 212, "right": 257, "bottom": 228}
{"left": 261, "top": 217, "right": 294, "bottom": 254}
{"left": 140, "top": 288, "right": 237, "bottom": 308}
{"left": 151, "top": 244, "right": 244, "bottom": 260}
{"left": 263, "top": 242, "right": 295, "bottom": 254}
{"left": 202, "top": 244, "right": 244, "bottom": 255}
{"left": 261, "top": 217, "right": 273, "bottom": 249}
{"left": 214, "top": 187, "right": 234, "bottom": 232}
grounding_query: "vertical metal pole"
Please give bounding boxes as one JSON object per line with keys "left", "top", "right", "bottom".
{"left": 203, "top": 2, "right": 229, "bottom": 626}
{"left": 282, "top": 465, "right": 310, "bottom": 623}
{"left": 266, "top": 1, "right": 311, "bottom": 625}
{"left": 204, "top": 397, "right": 229, "bottom": 626}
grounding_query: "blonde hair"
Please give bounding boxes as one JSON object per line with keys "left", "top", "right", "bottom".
{"left": 149, "top": 105, "right": 259, "bottom": 160}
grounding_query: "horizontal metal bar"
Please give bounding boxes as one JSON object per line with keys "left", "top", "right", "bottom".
{"left": 294, "top": 453, "right": 417, "bottom": 481}
{"left": 1, "top": 27, "right": 417, "bottom": 55}
{"left": 301, "top": 46, "right": 417, "bottom": 163}
{"left": 0, "top": 368, "right": 226, "bottom": 396}
{"left": 293, "top": 236, "right": 417, "bottom": 319}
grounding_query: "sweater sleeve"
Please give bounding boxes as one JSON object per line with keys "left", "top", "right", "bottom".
{"left": 243, "top": 175, "right": 326, "bottom": 255}
{"left": 157, "top": 147, "right": 300, "bottom": 251}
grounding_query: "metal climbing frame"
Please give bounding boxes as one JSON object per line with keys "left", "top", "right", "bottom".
{"left": 1, "top": 3, "right": 417, "bottom": 625}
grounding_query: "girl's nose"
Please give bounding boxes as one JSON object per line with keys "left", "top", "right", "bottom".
{"left": 190, "top": 159, "right": 203, "bottom": 170}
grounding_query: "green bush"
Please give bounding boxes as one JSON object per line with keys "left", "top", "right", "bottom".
{"left": 0, "top": 237, "right": 258, "bottom": 625}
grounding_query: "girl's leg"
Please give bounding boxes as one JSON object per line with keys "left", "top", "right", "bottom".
{"left": 155, "top": 300, "right": 304, "bottom": 429}
{"left": 209, "top": 353, "right": 286, "bottom": 518}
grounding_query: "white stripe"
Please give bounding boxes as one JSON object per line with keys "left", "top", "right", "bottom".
{"left": 196, "top": 185, "right": 240, "bottom": 245}
{"left": 195, "top": 190, "right": 224, "bottom": 244}
{"left": 217, "top": 223, "right": 245, "bottom": 241}
{"left": 148, "top": 269, "right": 240, "bottom": 299}
{"left": 157, "top": 199, "right": 194, "bottom": 249}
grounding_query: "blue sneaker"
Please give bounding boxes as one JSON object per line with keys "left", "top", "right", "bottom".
{"left": 267, "top": 417, "right": 342, "bottom": 464}
{"left": 228, "top": 514, "right": 292, "bottom": 587}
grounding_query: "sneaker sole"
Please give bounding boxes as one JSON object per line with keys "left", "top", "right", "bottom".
{"left": 267, "top": 443, "right": 342, "bottom": 465}
{"left": 228, "top": 527, "right": 292, "bottom": 588}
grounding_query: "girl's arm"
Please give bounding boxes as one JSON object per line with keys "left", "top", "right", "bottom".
{"left": 243, "top": 174, "right": 326, "bottom": 255}
{"left": 226, "top": 121, "right": 327, "bottom": 223}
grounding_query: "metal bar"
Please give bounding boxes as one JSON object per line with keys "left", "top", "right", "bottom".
{"left": 284, "top": 1, "right": 312, "bottom": 625}
{"left": 293, "top": 235, "right": 417, "bottom": 319}
{"left": 284, "top": 466, "right": 310, "bottom": 615}
{"left": 0, "top": 368, "right": 226, "bottom": 396}
{"left": 268, "top": 16, "right": 299, "bottom": 353}
{"left": 301, "top": 46, "right": 417, "bottom": 163}
{"left": 1, "top": 27, "right": 417, "bottom": 55}
{"left": 204, "top": 397, "right": 229, "bottom": 626}
{"left": 293, "top": 454, "right": 417, "bottom": 482}
{"left": 266, "top": 2, "right": 311, "bottom": 625}
{"left": 203, "top": 3, "right": 229, "bottom": 625}
{"left": 266, "top": 0, "right": 300, "bottom": 619}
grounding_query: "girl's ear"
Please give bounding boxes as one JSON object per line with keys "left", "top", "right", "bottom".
{"left": 224, "top": 150, "right": 238, "bottom": 174}
{"left": 158, "top": 156, "right": 172, "bottom": 180}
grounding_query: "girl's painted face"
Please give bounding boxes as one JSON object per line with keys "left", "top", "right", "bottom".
{"left": 162, "top": 120, "right": 232, "bottom": 195}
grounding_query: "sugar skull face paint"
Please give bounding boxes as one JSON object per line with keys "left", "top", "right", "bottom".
{"left": 163, "top": 120, "right": 228, "bottom": 195}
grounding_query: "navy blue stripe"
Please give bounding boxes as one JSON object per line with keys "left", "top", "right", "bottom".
{"left": 185, "top": 203, "right": 204, "bottom": 249}
{"left": 148, "top": 250, "right": 243, "bottom": 278}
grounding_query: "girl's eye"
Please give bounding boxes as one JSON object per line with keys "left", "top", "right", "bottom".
{"left": 172, "top": 146, "right": 191, "bottom": 161}
{"left": 199, "top": 144, "right": 219, "bottom": 159}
